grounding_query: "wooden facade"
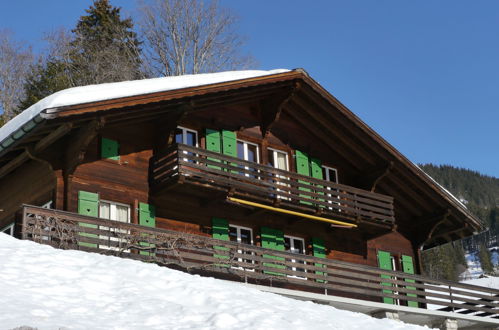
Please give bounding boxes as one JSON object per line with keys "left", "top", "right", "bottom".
{"left": 0, "top": 69, "right": 485, "bottom": 310}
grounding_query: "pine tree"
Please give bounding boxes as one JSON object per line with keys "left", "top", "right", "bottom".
{"left": 69, "top": 0, "right": 143, "bottom": 86}
{"left": 18, "top": 0, "right": 143, "bottom": 111}
{"left": 17, "top": 60, "right": 71, "bottom": 110}
{"left": 479, "top": 243, "right": 494, "bottom": 274}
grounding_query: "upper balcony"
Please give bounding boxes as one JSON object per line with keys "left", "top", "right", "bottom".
{"left": 150, "top": 144, "right": 395, "bottom": 229}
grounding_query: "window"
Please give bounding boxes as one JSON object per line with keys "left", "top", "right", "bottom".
{"left": 41, "top": 201, "right": 53, "bottom": 209}
{"left": 1, "top": 223, "right": 14, "bottom": 236}
{"left": 237, "top": 140, "right": 259, "bottom": 163}
{"left": 322, "top": 165, "right": 339, "bottom": 211}
{"left": 268, "top": 148, "right": 288, "bottom": 171}
{"left": 237, "top": 140, "right": 259, "bottom": 177}
{"left": 322, "top": 166, "right": 338, "bottom": 183}
{"left": 98, "top": 201, "right": 131, "bottom": 250}
{"left": 268, "top": 148, "right": 290, "bottom": 200}
{"left": 176, "top": 126, "right": 198, "bottom": 164}
{"left": 229, "top": 225, "right": 254, "bottom": 269}
{"left": 284, "top": 235, "right": 306, "bottom": 278}
{"left": 175, "top": 126, "right": 198, "bottom": 146}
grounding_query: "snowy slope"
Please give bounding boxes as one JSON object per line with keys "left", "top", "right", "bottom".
{"left": 465, "top": 275, "right": 499, "bottom": 289}
{"left": 0, "top": 234, "right": 431, "bottom": 330}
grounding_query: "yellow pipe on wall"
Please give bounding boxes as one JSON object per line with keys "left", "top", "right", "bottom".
{"left": 227, "top": 197, "right": 357, "bottom": 228}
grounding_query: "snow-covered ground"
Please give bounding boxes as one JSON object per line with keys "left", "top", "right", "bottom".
{"left": 0, "top": 234, "right": 431, "bottom": 330}
{"left": 465, "top": 252, "right": 484, "bottom": 279}
{"left": 465, "top": 275, "right": 499, "bottom": 289}
{"left": 464, "top": 248, "right": 499, "bottom": 279}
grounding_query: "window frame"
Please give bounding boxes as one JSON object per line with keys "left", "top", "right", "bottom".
{"left": 98, "top": 199, "right": 131, "bottom": 223}
{"left": 229, "top": 224, "right": 254, "bottom": 270}
{"left": 267, "top": 147, "right": 289, "bottom": 171}
{"left": 98, "top": 200, "right": 131, "bottom": 251}
{"left": 268, "top": 148, "right": 290, "bottom": 200}
{"left": 228, "top": 224, "right": 254, "bottom": 245}
{"left": 175, "top": 126, "right": 198, "bottom": 147}
{"left": 322, "top": 165, "right": 338, "bottom": 183}
{"left": 284, "top": 235, "right": 307, "bottom": 279}
{"left": 237, "top": 139, "right": 260, "bottom": 163}
{"left": 1, "top": 223, "right": 15, "bottom": 236}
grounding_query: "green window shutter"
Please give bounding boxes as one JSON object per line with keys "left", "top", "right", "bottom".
{"left": 261, "top": 226, "right": 275, "bottom": 249}
{"left": 221, "top": 130, "right": 237, "bottom": 173}
{"left": 139, "top": 203, "right": 156, "bottom": 256}
{"left": 377, "top": 250, "right": 395, "bottom": 305}
{"left": 312, "top": 237, "right": 326, "bottom": 258}
{"left": 101, "top": 138, "right": 120, "bottom": 160}
{"left": 295, "top": 150, "right": 310, "bottom": 175}
{"left": 212, "top": 217, "right": 229, "bottom": 265}
{"left": 78, "top": 191, "right": 99, "bottom": 217}
{"left": 310, "top": 158, "right": 323, "bottom": 179}
{"left": 205, "top": 129, "right": 221, "bottom": 170}
{"left": 77, "top": 191, "right": 99, "bottom": 248}
{"left": 310, "top": 158, "right": 325, "bottom": 206}
{"left": 212, "top": 217, "right": 229, "bottom": 241}
{"left": 139, "top": 203, "right": 156, "bottom": 227}
{"left": 221, "top": 130, "right": 237, "bottom": 157}
{"left": 261, "top": 227, "right": 285, "bottom": 276}
{"left": 205, "top": 129, "right": 221, "bottom": 153}
{"left": 312, "top": 237, "right": 327, "bottom": 282}
{"left": 402, "top": 255, "right": 418, "bottom": 307}
{"left": 295, "top": 150, "right": 312, "bottom": 205}
{"left": 274, "top": 229, "right": 285, "bottom": 251}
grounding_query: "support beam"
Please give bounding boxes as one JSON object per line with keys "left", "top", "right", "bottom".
{"left": 152, "top": 106, "right": 189, "bottom": 153}
{"left": 415, "top": 209, "right": 452, "bottom": 249}
{"left": 356, "top": 161, "right": 394, "bottom": 192}
{"left": 33, "top": 123, "right": 73, "bottom": 152}
{"left": 0, "top": 123, "right": 73, "bottom": 180}
{"left": 64, "top": 119, "right": 103, "bottom": 176}
{"left": 260, "top": 83, "right": 300, "bottom": 137}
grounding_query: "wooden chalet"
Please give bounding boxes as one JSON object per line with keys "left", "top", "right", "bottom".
{"left": 1, "top": 69, "right": 497, "bottom": 324}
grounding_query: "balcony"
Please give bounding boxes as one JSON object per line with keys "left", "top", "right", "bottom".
{"left": 20, "top": 205, "right": 499, "bottom": 320}
{"left": 150, "top": 144, "right": 395, "bottom": 228}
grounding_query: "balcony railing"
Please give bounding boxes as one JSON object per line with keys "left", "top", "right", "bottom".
{"left": 150, "top": 144, "right": 395, "bottom": 227}
{"left": 21, "top": 205, "right": 499, "bottom": 318}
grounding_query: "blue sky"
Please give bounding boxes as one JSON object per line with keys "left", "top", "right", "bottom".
{"left": 1, "top": 1, "right": 498, "bottom": 177}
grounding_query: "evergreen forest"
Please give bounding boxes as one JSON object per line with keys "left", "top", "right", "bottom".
{"left": 420, "top": 164, "right": 499, "bottom": 281}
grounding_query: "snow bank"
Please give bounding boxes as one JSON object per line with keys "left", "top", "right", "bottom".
{"left": 0, "top": 69, "right": 289, "bottom": 147}
{"left": 464, "top": 276, "right": 499, "bottom": 289}
{"left": 0, "top": 234, "right": 430, "bottom": 330}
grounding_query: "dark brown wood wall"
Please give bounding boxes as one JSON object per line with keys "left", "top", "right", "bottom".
{"left": 50, "top": 105, "right": 416, "bottom": 270}
{"left": 0, "top": 160, "right": 55, "bottom": 228}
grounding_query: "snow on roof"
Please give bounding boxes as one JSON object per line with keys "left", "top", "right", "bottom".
{"left": 0, "top": 69, "right": 290, "bottom": 149}
{"left": 0, "top": 233, "right": 428, "bottom": 329}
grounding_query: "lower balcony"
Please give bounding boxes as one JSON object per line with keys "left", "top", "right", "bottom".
{"left": 150, "top": 144, "right": 395, "bottom": 229}
{"left": 20, "top": 205, "right": 499, "bottom": 320}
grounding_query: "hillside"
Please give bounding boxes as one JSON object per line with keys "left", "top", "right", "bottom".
{"left": 0, "top": 234, "right": 427, "bottom": 330}
{"left": 420, "top": 164, "right": 499, "bottom": 280}
{"left": 420, "top": 164, "right": 499, "bottom": 227}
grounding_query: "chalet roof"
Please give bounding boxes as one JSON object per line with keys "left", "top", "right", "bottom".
{"left": 0, "top": 69, "right": 289, "bottom": 152}
{"left": 0, "top": 69, "right": 484, "bottom": 247}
